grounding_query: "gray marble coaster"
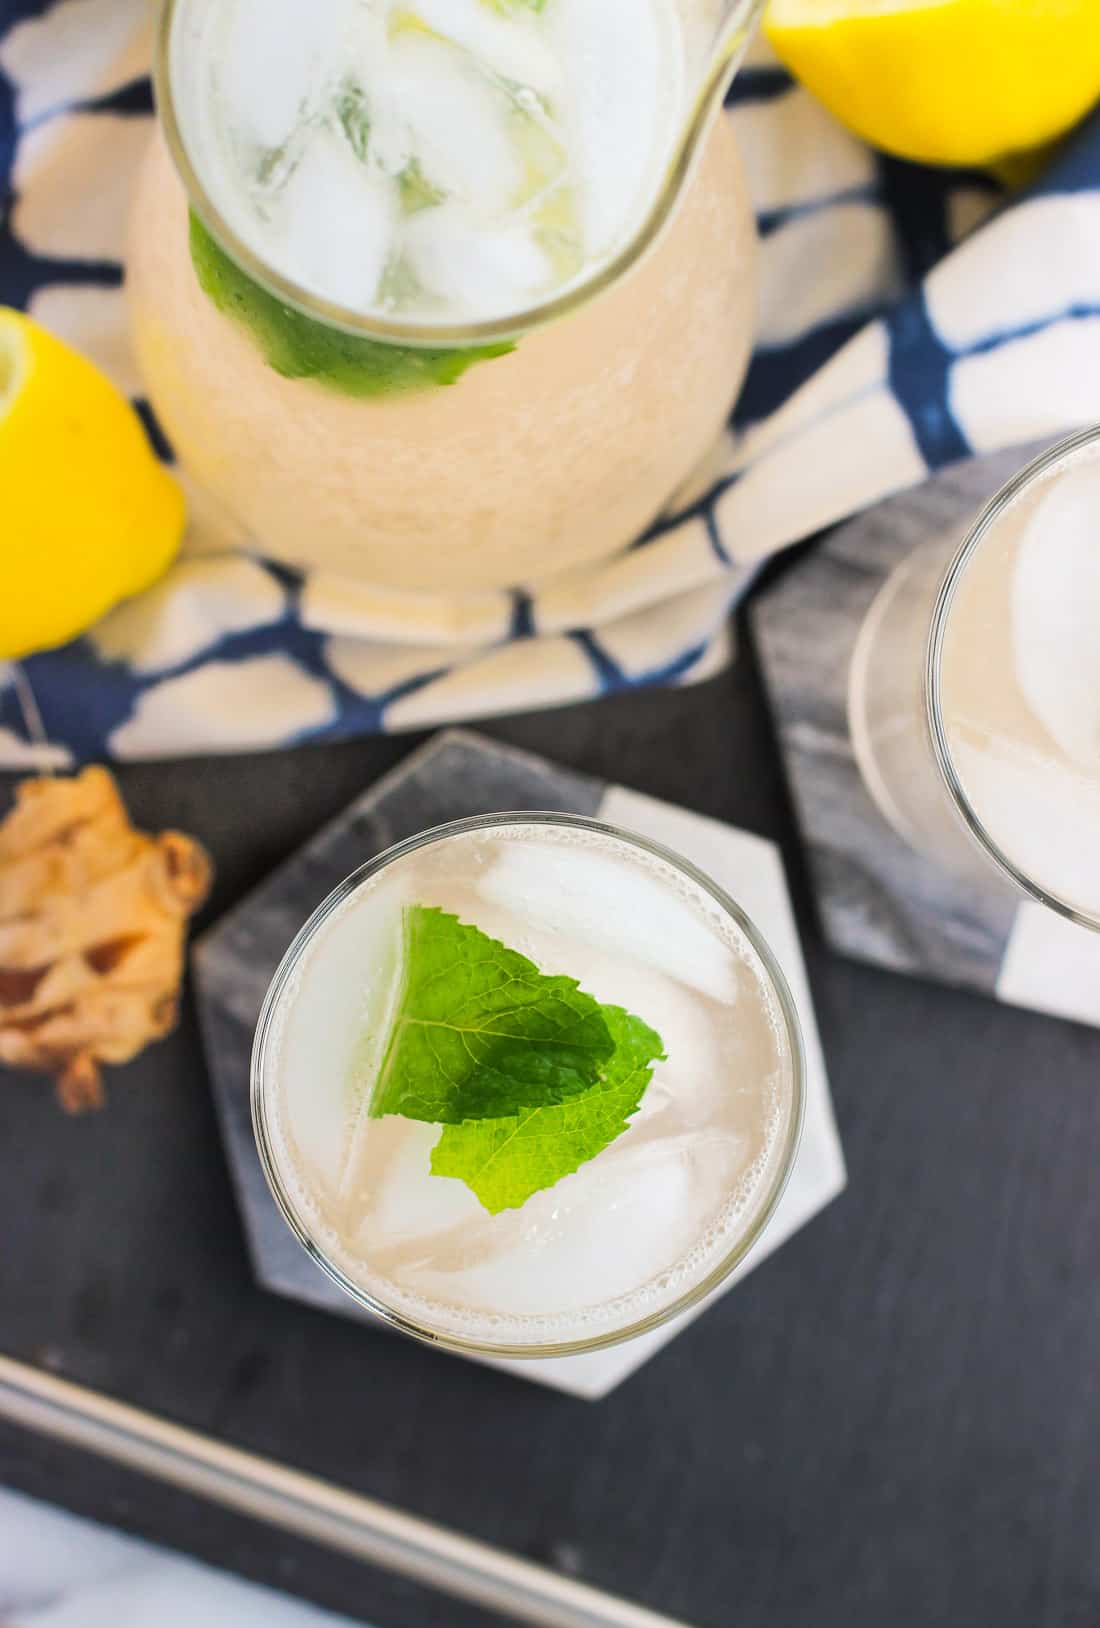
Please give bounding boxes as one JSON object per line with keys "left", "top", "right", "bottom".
{"left": 751, "top": 441, "right": 1100, "bottom": 1030}
{"left": 192, "top": 729, "right": 845, "bottom": 1398}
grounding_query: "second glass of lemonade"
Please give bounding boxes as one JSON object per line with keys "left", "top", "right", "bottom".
{"left": 849, "top": 426, "right": 1100, "bottom": 930}
{"left": 252, "top": 815, "right": 804, "bottom": 1358}
{"left": 127, "top": 0, "right": 763, "bottom": 592}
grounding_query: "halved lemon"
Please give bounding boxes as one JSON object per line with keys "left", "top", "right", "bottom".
{"left": 0, "top": 308, "right": 185, "bottom": 661}
{"left": 765, "top": 0, "right": 1100, "bottom": 168}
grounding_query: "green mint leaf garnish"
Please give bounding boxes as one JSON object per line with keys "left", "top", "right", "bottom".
{"left": 365, "top": 906, "right": 666, "bottom": 1214}
{"left": 189, "top": 214, "right": 515, "bottom": 396}
{"left": 431, "top": 1006, "right": 664, "bottom": 1213}
{"left": 368, "top": 907, "right": 616, "bottom": 1125}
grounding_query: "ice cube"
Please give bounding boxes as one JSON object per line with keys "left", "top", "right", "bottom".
{"left": 415, "top": 1134, "right": 713, "bottom": 1316}
{"left": 618, "top": 965, "right": 724, "bottom": 1129}
{"left": 271, "top": 126, "right": 394, "bottom": 307}
{"left": 477, "top": 843, "right": 739, "bottom": 1005}
{"left": 412, "top": 0, "right": 563, "bottom": 101}
{"left": 1012, "top": 454, "right": 1100, "bottom": 770}
{"left": 952, "top": 736, "right": 1100, "bottom": 917}
{"left": 355, "top": 1120, "right": 484, "bottom": 1251}
{"left": 403, "top": 206, "right": 550, "bottom": 315}
{"left": 548, "top": 0, "right": 671, "bottom": 252}
{"left": 388, "top": 32, "right": 522, "bottom": 218}
{"left": 276, "top": 874, "right": 405, "bottom": 1197}
{"left": 217, "top": 0, "right": 353, "bottom": 151}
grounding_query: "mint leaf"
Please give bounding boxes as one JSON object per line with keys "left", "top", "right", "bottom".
{"left": 368, "top": 907, "right": 615, "bottom": 1125}
{"left": 189, "top": 214, "right": 515, "bottom": 396}
{"left": 396, "top": 157, "right": 446, "bottom": 215}
{"left": 335, "top": 80, "right": 371, "bottom": 162}
{"left": 431, "top": 1007, "right": 664, "bottom": 1213}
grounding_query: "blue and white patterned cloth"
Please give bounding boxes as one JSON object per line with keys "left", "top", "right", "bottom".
{"left": 2, "top": 1, "right": 1099, "bottom": 765}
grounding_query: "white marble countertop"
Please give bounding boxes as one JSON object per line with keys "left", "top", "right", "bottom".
{"left": 0, "top": 1489, "right": 373, "bottom": 1628}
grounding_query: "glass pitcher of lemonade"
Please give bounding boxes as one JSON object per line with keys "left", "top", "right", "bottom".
{"left": 127, "top": 0, "right": 763, "bottom": 594}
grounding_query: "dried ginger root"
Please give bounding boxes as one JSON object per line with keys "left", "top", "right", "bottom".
{"left": 0, "top": 766, "right": 212, "bottom": 1112}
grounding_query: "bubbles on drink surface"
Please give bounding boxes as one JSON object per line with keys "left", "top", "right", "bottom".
{"left": 172, "top": 0, "right": 684, "bottom": 323}
{"left": 939, "top": 442, "right": 1100, "bottom": 917}
{"left": 266, "top": 822, "right": 797, "bottom": 1348}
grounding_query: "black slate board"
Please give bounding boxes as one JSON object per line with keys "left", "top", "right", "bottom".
{"left": 2, "top": 670, "right": 1100, "bottom": 1628}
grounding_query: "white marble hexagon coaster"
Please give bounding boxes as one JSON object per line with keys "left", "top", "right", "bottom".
{"left": 193, "top": 730, "right": 845, "bottom": 1400}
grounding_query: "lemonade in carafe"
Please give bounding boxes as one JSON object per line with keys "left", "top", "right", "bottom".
{"left": 128, "top": 0, "right": 762, "bottom": 592}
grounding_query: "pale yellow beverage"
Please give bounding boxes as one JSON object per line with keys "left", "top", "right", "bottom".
{"left": 126, "top": 0, "right": 761, "bottom": 593}
{"left": 936, "top": 435, "right": 1100, "bottom": 921}
{"left": 252, "top": 816, "right": 804, "bottom": 1356}
{"left": 849, "top": 428, "right": 1100, "bottom": 928}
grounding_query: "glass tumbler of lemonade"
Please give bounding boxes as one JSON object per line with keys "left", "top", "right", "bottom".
{"left": 252, "top": 815, "right": 805, "bottom": 1357}
{"left": 127, "top": 0, "right": 763, "bottom": 593}
{"left": 848, "top": 426, "right": 1100, "bottom": 930}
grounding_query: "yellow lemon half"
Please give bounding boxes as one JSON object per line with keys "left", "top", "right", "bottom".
{"left": 765, "top": 0, "right": 1100, "bottom": 168}
{"left": 0, "top": 308, "right": 185, "bottom": 661}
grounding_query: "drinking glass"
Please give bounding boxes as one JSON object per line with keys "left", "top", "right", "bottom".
{"left": 251, "top": 813, "right": 805, "bottom": 1359}
{"left": 848, "top": 426, "right": 1100, "bottom": 931}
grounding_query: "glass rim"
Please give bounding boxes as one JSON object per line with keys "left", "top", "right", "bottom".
{"left": 153, "top": 0, "right": 764, "bottom": 348}
{"left": 925, "top": 422, "right": 1100, "bottom": 933}
{"left": 250, "top": 809, "right": 807, "bottom": 1361}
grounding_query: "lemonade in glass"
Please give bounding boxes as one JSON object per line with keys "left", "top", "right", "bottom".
{"left": 252, "top": 815, "right": 804, "bottom": 1356}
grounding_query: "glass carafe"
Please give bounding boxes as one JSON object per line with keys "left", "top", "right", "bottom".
{"left": 127, "top": 0, "right": 764, "bottom": 594}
